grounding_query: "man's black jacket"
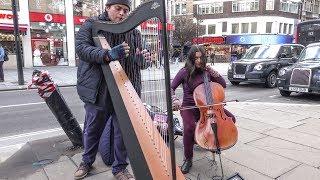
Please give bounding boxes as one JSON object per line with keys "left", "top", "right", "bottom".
{"left": 75, "top": 13, "right": 148, "bottom": 106}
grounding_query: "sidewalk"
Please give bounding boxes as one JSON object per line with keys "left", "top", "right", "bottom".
{"left": 1, "top": 102, "right": 320, "bottom": 179}
{"left": 0, "top": 63, "right": 229, "bottom": 91}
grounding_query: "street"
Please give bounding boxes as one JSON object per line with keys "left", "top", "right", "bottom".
{"left": 0, "top": 76, "right": 319, "bottom": 138}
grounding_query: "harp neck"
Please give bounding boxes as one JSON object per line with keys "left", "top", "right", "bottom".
{"left": 92, "top": 0, "right": 166, "bottom": 36}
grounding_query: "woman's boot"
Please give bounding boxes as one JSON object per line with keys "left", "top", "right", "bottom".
{"left": 181, "top": 159, "right": 192, "bottom": 174}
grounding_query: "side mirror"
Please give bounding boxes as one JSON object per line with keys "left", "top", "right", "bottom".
{"left": 291, "top": 57, "right": 298, "bottom": 63}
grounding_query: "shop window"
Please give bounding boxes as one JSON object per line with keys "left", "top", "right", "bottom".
{"left": 232, "top": 23, "right": 239, "bottom": 34}
{"left": 288, "top": 24, "right": 293, "bottom": 34}
{"left": 251, "top": 22, "right": 257, "bottom": 33}
{"left": 266, "top": 22, "right": 272, "bottom": 33}
{"left": 279, "top": 0, "right": 299, "bottom": 14}
{"left": 279, "top": 23, "right": 283, "bottom": 33}
{"left": 232, "top": 0, "right": 259, "bottom": 12}
{"left": 31, "top": 22, "right": 68, "bottom": 67}
{"left": 241, "top": 23, "right": 249, "bottom": 33}
{"left": 222, "top": 22, "right": 227, "bottom": 32}
{"left": 0, "top": 0, "right": 19, "bottom": 10}
{"left": 266, "top": 0, "right": 274, "bottom": 10}
{"left": 29, "top": 0, "right": 66, "bottom": 14}
{"left": 208, "top": 25, "right": 216, "bottom": 34}
{"left": 283, "top": 23, "right": 288, "bottom": 34}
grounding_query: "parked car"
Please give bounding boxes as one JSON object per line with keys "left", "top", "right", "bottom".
{"left": 227, "top": 44, "right": 304, "bottom": 88}
{"left": 277, "top": 42, "right": 320, "bottom": 96}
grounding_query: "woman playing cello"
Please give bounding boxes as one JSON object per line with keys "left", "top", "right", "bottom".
{"left": 171, "top": 45, "right": 236, "bottom": 174}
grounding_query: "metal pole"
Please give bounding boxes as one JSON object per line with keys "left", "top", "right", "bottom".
{"left": 161, "top": 1, "right": 177, "bottom": 179}
{"left": 11, "top": 0, "right": 24, "bottom": 85}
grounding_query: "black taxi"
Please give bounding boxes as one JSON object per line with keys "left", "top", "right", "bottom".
{"left": 277, "top": 42, "right": 320, "bottom": 96}
{"left": 227, "top": 44, "right": 304, "bottom": 88}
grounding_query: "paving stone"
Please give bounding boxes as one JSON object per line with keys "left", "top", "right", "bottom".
{"left": 84, "top": 170, "right": 114, "bottom": 180}
{"left": 248, "top": 136, "right": 320, "bottom": 168}
{"left": 277, "top": 165, "right": 320, "bottom": 180}
{"left": 227, "top": 105, "right": 304, "bottom": 128}
{"left": 14, "top": 169, "right": 48, "bottom": 180}
{"left": 235, "top": 117, "right": 278, "bottom": 133}
{"left": 222, "top": 143, "right": 300, "bottom": 178}
{"left": 291, "top": 118, "right": 320, "bottom": 137}
{"left": 264, "top": 128, "right": 320, "bottom": 150}
{"left": 44, "top": 159, "right": 77, "bottom": 180}
{"left": 189, "top": 156, "right": 272, "bottom": 180}
{"left": 237, "top": 127, "right": 267, "bottom": 144}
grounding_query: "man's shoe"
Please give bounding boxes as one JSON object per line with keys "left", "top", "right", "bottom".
{"left": 181, "top": 159, "right": 192, "bottom": 174}
{"left": 74, "top": 162, "right": 91, "bottom": 180}
{"left": 114, "top": 169, "right": 135, "bottom": 180}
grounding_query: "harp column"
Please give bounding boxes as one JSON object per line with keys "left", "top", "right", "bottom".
{"left": 66, "top": 0, "right": 76, "bottom": 67}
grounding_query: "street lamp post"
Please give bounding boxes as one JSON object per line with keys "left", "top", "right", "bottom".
{"left": 11, "top": 0, "right": 24, "bottom": 85}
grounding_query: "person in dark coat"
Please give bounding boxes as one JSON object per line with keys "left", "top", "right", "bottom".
{"left": 74, "top": 0, "right": 150, "bottom": 179}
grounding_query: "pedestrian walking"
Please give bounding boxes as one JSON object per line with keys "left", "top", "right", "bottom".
{"left": 74, "top": 0, "right": 150, "bottom": 179}
{"left": 210, "top": 50, "right": 215, "bottom": 66}
{"left": 0, "top": 44, "right": 7, "bottom": 82}
{"left": 171, "top": 45, "right": 236, "bottom": 174}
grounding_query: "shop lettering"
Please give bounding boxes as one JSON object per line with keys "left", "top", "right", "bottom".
{"left": 0, "top": 13, "right": 17, "bottom": 20}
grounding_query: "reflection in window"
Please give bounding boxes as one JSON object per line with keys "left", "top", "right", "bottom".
{"left": 241, "top": 23, "right": 249, "bottom": 33}
{"left": 266, "top": 0, "right": 274, "bottom": 10}
{"left": 73, "top": 0, "right": 101, "bottom": 17}
{"left": 266, "top": 22, "right": 272, "bottom": 33}
{"left": 0, "top": 0, "right": 19, "bottom": 10}
{"left": 251, "top": 22, "right": 257, "bottom": 33}
{"left": 29, "top": 0, "right": 66, "bottom": 14}
{"left": 232, "top": 23, "right": 239, "bottom": 34}
{"left": 299, "top": 46, "right": 320, "bottom": 62}
{"left": 208, "top": 25, "right": 216, "bottom": 34}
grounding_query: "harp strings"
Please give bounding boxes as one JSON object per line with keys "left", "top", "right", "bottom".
{"left": 139, "top": 17, "right": 171, "bottom": 170}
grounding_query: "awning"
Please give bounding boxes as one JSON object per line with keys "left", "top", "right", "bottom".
{"left": 0, "top": 23, "right": 28, "bottom": 32}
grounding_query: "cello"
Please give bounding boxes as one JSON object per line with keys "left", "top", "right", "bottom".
{"left": 193, "top": 72, "right": 238, "bottom": 152}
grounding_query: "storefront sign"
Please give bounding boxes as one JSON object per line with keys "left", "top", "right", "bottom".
{"left": 30, "top": 12, "right": 88, "bottom": 25}
{"left": 192, "top": 36, "right": 225, "bottom": 44}
{"left": 0, "top": 13, "right": 15, "bottom": 20}
{"left": 226, "top": 35, "right": 294, "bottom": 45}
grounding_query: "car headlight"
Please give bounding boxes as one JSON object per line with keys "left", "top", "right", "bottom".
{"left": 278, "top": 68, "right": 287, "bottom": 76}
{"left": 253, "top": 63, "right": 264, "bottom": 71}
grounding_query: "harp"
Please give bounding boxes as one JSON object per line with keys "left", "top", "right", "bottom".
{"left": 92, "top": 1, "right": 184, "bottom": 179}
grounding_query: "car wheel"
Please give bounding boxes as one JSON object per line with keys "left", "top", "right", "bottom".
{"left": 230, "top": 81, "right": 240, "bottom": 85}
{"left": 265, "top": 71, "right": 277, "bottom": 88}
{"left": 279, "top": 90, "right": 291, "bottom": 97}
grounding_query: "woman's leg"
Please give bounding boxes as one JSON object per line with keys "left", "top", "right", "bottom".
{"left": 180, "top": 109, "right": 197, "bottom": 160}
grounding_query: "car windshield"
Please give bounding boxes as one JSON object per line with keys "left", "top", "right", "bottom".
{"left": 299, "top": 46, "right": 320, "bottom": 62}
{"left": 242, "top": 45, "right": 281, "bottom": 60}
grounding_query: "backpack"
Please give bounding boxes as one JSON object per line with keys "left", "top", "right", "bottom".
{"left": 4, "top": 50, "right": 8, "bottom": 61}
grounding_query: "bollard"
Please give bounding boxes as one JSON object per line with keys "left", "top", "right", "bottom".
{"left": 28, "top": 70, "right": 83, "bottom": 147}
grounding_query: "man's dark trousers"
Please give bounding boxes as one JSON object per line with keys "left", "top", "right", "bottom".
{"left": 82, "top": 103, "right": 128, "bottom": 175}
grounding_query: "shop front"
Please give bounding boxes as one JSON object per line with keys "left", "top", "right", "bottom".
{"left": 226, "top": 34, "right": 294, "bottom": 61}
{"left": 0, "top": 0, "right": 30, "bottom": 69}
{"left": 192, "top": 36, "right": 231, "bottom": 63}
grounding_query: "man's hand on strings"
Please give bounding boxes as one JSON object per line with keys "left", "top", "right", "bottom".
{"left": 106, "top": 42, "right": 130, "bottom": 61}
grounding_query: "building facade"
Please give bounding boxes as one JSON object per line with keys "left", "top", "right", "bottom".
{"left": 0, "top": 0, "right": 172, "bottom": 69}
